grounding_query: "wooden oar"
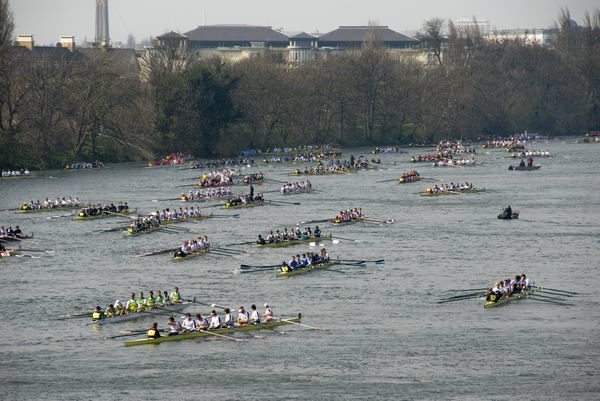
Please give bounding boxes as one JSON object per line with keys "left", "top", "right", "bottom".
{"left": 183, "top": 299, "right": 213, "bottom": 307}
{"left": 268, "top": 200, "right": 300, "bottom": 206}
{"left": 437, "top": 295, "right": 483, "bottom": 304}
{"left": 277, "top": 318, "right": 329, "bottom": 331}
{"left": 529, "top": 293, "right": 571, "bottom": 302}
{"left": 331, "top": 235, "right": 360, "bottom": 242}
{"left": 205, "top": 331, "right": 249, "bottom": 342}
{"left": 18, "top": 249, "right": 55, "bottom": 253}
{"left": 225, "top": 240, "right": 258, "bottom": 247}
{"left": 57, "top": 312, "right": 90, "bottom": 319}
{"left": 298, "top": 218, "right": 331, "bottom": 225}
{"left": 448, "top": 288, "right": 488, "bottom": 293}
{"left": 340, "top": 259, "right": 384, "bottom": 263}
{"left": 133, "top": 248, "right": 178, "bottom": 258}
{"left": 532, "top": 286, "right": 578, "bottom": 295}
{"left": 440, "top": 291, "right": 485, "bottom": 301}
{"left": 105, "top": 210, "right": 138, "bottom": 218}
{"left": 525, "top": 297, "right": 573, "bottom": 306}
{"left": 375, "top": 178, "right": 399, "bottom": 183}
{"left": 240, "top": 263, "right": 284, "bottom": 270}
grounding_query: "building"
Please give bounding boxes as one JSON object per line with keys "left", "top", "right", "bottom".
{"left": 486, "top": 28, "right": 558, "bottom": 46}
{"left": 146, "top": 24, "right": 422, "bottom": 65}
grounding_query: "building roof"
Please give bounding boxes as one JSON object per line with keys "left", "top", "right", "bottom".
{"left": 319, "top": 26, "right": 418, "bottom": 43}
{"left": 184, "top": 25, "right": 289, "bottom": 43}
{"left": 157, "top": 31, "right": 188, "bottom": 40}
{"left": 290, "top": 32, "right": 317, "bottom": 40}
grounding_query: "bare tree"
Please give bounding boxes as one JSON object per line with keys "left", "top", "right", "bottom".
{"left": 418, "top": 18, "right": 446, "bottom": 65}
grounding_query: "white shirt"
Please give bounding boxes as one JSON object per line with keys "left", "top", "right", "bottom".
{"left": 238, "top": 311, "right": 249, "bottom": 322}
{"left": 224, "top": 313, "right": 234, "bottom": 325}
{"left": 181, "top": 318, "right": 196, "bottom": 331}
{"left": 250, "top": 310, "right": 260, "bottom": 321}
{"left": 169, "top": 321, "right": 182, "bottom": 333}
{"left": 209, "top": 315, "right": 221, "bottom": 328}
{"left": 195, "top": 317, "right": 209, "bottom": 329}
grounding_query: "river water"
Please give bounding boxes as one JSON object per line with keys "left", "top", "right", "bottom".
{"left": 0, "top": 139, "right": 598, "bottom": 401}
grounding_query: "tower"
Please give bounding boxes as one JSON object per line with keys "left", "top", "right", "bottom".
{"left": 95, "top": 0, "right": 110, "bottom": 48}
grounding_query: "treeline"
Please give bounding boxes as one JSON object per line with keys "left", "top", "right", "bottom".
{"left": 1, "top": 2, "right": 599, "bottom": 170}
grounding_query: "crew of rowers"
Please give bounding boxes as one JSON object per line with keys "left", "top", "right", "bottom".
{"left": 257, "top": 226, "right": 322, "bottom": 244}
{"left": 281, "top": 249, "right": 330, "bottom": 272}
{"left": 127, "top": 207, "right": 206, "bottom": 233}
{"left": 280, "top": 180, "right": 312, "bottom": 194}
{"left": 399, "top": 171, "right": 420, "bottom": 183}
{"left": 180, "top": 187, "right": 232, "bottom": 201}
{"left": 1, "top": 169, "right": 31, "bottom": 177}
{"left": 147, "top": 304, "right": 276, "bottom": 338}
{"left": 147, "top": 153, "right": 191, "bottom": 167}
{"left": 485, "top": 274, "right": 531, "bottom": 303}
{"left": 372, "top": 146, "right": 401, "bottom": 153}
{"left": 78, "top": 202, "right": 129, "bottom": 217}
{"left": 511, "top": 150, "right": 550, "bottom": 157}
{"left": 263, "top": 151, "right": 341, "bottom": 163}
{"left": 188, "top": 158, "right": 253, "bottom": 169}
{"left": 225, "top": 193, "right": 264, "bottom": 207}
{"left": 65, "top": 161, "right": 104, "bottom": 169}
{"left": 196, "top": 168, "right": 238, "bottom": 187}
{"left": 91, "top": 287, "right": 184, "bottom": 320}
{"left": 20, "top": 197, "right": 80, "bottom": 210}
{"left": 411, "top": 153, "right": 447, "bottom": 162}
{"left": 426, "top": 183, "right": 476, "bottom": 193}
{"left": 436, "top": 141, "right": 476, "bottom": 154}
{"left": 242, "top": 172, "right": 264, "bottom": 183}
{"left": 432, "top": 158, "right": 476, "bottom": 166}
{"left": 293, "top": 158, "right": 370, "bottom": 175}
{"left": 333, "top": 208, "right": 365, "bottom": 223}
{"left": 482, "top": 139, "right": 527, "bottom": 149}
{"left": 0, "top": 226, "right": 23, "bottom": 238}
{"left": 174, "top": 236, "right": 211, "bottom": 257}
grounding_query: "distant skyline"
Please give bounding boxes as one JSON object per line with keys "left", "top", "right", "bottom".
{"left": 9, "top": 0, "right": 599, "bottom": 45}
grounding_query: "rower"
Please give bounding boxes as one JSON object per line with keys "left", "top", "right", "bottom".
{"left": 249, "top": 304, "right": 260, "bottom": 324}
{"left": 237, "top": 306, "right": 250, "bottom": 326}
{"left": 167, "top": 317, "right": 182, "bottom": 336}
{"left": 137, "top": 292, "right": 147, "bottom": 310}
{"left": 147, "top": 322, "right": 161, "bottom": 339}
{"left": 146, "top": 291, "right": 156, "bottom": 308}
{"left": 223, "top": 308, "right": 235, "bottom": 328}
{"left": 105, "top": 304, "right": 117, "bottom": 318}
{"left": 195, "top": 313, "right": 209, "bottom": 331}
{"left": 262, "top": 303, "right": 274, "bottom": 322}
{"left": 126, "top": 293, "right": 138, "bottom": 312}
{"left": 92, "top": 306, "right": 105, "bottom": 321}
{"left": 162, "top": 291, "right": 172, "bottom": 304}
{"left": 114, "top": 300, "right": 125, "bottom": 315}
{"left": 170, "top": 287, "right": 182, "bottom": 303}
{"left": 181, "top": 313, "right": 197, "bottom": 332}
{"left": 209, "top": 310, "right": 222, "bottom": 329}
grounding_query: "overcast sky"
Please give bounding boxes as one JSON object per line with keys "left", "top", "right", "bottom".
{"left": 9, "top": 0, "right": 599, "bottom": 45}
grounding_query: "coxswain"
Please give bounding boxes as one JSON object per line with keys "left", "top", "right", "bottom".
{"left": 209, "top": 310, "right": 222, "bottom": 329}
{"left": 167, "top": 317, "right": 182, "bottom": 336}
{"left": 262, "top": 303, "right": 274, "bottom": 322}
{"left": 518, "top": 159, "right": 525, "bottom": 168}
{"left": 147, "top": 322, "right": 161, "bottom": 339}
{"left": 237, "top": 306, "right": 249, "bottom": 326}
{"left": 92, "top": 306, "right": 105, "bottom": 321}
{"left": 527, "top": 157, "right": 533, "bottom": 167}
{"left": 257, "top": 234, "right": 266, "bottom": 245}
{"left": 249, "top": 304, "right": 260, "bottom": 324}
{"left": 223, "top": 308, "right": 235, "bottom": 327}
{"left": 504, "top": 205, "right": 512, "bottom": 219}
{"left": 195, "top": 313, "right": 209, "bottom": 331}
{"left": 170, "top": 287, "right": 182, "bottom": 303}
{"left": 485, "top": 289, "right": 499, "bottom": 303}
{"left": 181, "top": 313, "right": 197, "bottom": 332}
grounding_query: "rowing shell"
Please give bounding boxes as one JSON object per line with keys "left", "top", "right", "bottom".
{"left": 223, "top": 201, "right": 266, "bottom": 210}
{"left": 508, "top": 165, "right": 541, "bottom": 171}
{"left": 72, "top": 209, "right": 138, "bottom": 221}
{"left": 122, "top": 214, "right": 214, "bottom": 236}
{"left": 331, "top": 217, "right": 367, "bottom": 225}
{"left": 124, "top": 314, "right": 301, "bottom": 346}
{"left": 86, "top": 302, "right": 189, "bottom": 326}
{"left": 419, "top": 188, "right": 485, "bottom": 197}
{"left": 257, "top": 234, "right": 331, "bottom": 248}
{"left": 277, "top": 260, "right": 340, "bottom": 278}
{"left": 484, "top": 289, "right": 533, "bottom": 308}
{"left": 0, "top": 249, "right": 22, "bottom": 257}
{"left": 172, "top": 246, "right": 216, "bottom": 261}
{"left": 16, "top": 205, "right": 80, "bottom": 214}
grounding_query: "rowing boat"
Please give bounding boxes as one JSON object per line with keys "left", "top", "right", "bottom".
{"left": 16, "top": 205, "right": 80, "bottom": 214}
{"left": 0, "top": 175, "right": 35, "bottom": 180}
{"left": 257, "top": 234, "right": 331, "bottom": 248}
{"left": 398, "top": 177, "right": 421, "bottom": 184}
{"left": 508, "top": 165, "right": 541, "bottom": 171}
{"left": 0, "top": 249, "right": 21, "bottom": 257}
{"left": 86, "top": 302, "right": 190, "bottom": 326}
{"left": 419, "top": 188, "right": 485, "bottom": 196}
{"left": 497, "top": 211, "right": 519, "bottom": 219}
{"left": 123, "top": 214, "right": 214, "bottom": 236}
{"left": 123, "top": 314, "right": 301, "bottom": 346}
{"left": 223, "top": 201, "right": 266, "bottom": 209}
{"left": 278, "top": 260, "right": 340, "bottom": 278}
{"left": 64, "top": 167, "right": 110, "bottom": 172}
{"left": 281, "top": 188, "right": 313, "bottom": 195}
{"left": 287, "top": 169, "right": 354, "bottom": 176}
{"left": 484, "top": 289, "right": 533, "bottom": 308}
{"left": 331, "top": 217, "right": 367, "bottom": 225}
{"left": 172, "top": 246, "right": 215, "bottom": 261}
{"left": 72, "top": 209, "right": 138, "bottom": 221}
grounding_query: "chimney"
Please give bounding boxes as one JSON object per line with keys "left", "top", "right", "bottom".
{"left": 58, "top": 36, "right": 76, "bottom": 52}
{"left": 16, "top": 34, "right": 34, "bottom": 50}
